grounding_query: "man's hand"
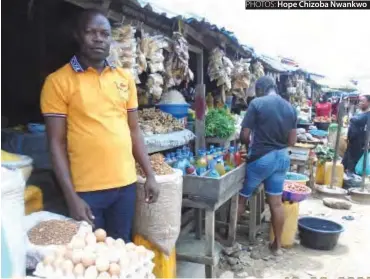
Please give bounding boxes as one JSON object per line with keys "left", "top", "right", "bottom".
{"left": 67, "top": 195, "right": 95, "bottom": 226}
{"left": 143, "top": 176, "right": 160, "bottom": 203}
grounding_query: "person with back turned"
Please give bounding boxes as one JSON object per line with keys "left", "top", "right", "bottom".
{"left": 40, "top": 10, "right": 159, "bottom": 242}
{"left": 239, "top": 76, "right": 297, "bottom": 255}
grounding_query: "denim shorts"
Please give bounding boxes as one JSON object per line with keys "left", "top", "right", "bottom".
{"left": 78, "top": 183, "right": 136, "bottom": 242}
{"left": 240, "top": 149, "right": 290, "bottom": 198}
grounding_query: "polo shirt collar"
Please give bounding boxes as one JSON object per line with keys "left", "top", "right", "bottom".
{"left": 70, "top": 55, "right": 116, "bottom": 72}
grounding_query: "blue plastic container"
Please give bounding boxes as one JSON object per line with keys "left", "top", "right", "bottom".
{"left": 298, "top": 217, "right": 344, "bottom": 250}
{"left": 309, "top": 129, "right": 328, "bottom": 138}
{"left": 157, "top": 104, "right": 190, "bottom": 119}
{"left": 285, "top": 172, "right": 309, "bottom": 183}
{"left": 27, "top": 123, "right": 46, "bottom": 134}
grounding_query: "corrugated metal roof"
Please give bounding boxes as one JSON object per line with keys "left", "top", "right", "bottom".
{"left": 258, "top": 54, "right": 299, "bottom": 73}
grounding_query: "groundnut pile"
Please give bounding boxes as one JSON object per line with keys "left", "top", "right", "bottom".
{"left": 284, "top": 182, "right": 310, "bottom": 194}
{"left": 136, "top": 153, "right": 174, "bottom": 177}
{"left": 28, "top": 220, "right": 79, "bottom": 246}
{"left": 35, "top": 228, "right": 155, "bottom": 279}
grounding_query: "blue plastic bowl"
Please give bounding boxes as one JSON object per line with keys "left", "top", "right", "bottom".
{"left": 298, "top": 217, "right": 344, "bottom": 250}
{"left": 285, "top": 172, "right": 309, "bottom": 183}
{"left": 309, "top": 129, "right": 328, "bottom": 138}
{"left": 157, "top": 104, "right": 190, "bottom": 119}
{"left": 27, "top": 123, "right": 46, "bottom": 134}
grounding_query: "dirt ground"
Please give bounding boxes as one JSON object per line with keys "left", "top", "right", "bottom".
{"left": 217, "top": 197, "right": 370, "bottom": 279}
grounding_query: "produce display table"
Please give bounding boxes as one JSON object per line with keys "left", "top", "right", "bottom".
{"left": 288, "top": 146, "right": 310, "bottom": 174}
{"left": 176, "top": 163, "right": 245, "bottom": 278}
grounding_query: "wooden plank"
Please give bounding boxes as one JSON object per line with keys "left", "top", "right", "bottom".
{"left": 101, "top": 0, "right": 112, "bottom": 12}
{"left": 227, "top": 194, "right": 239, "bottom": 246}
{"left": 195, "top": 209, "right": 203, "bottom": 240}
{"left": 188, "top": 43, "right": 203, "bottom": 54}
{"left": 196, "top": 50, "right": 204, "bottom": 85}
{"left": 176, "top": 254, "right": 215, "bottom": 266}
{"left": 194, "top": 84, "right": 206, "bottom": 154}
{"left": 205, "top": 210, "right": 215, "bottom": 278}
{"left": 248, "top": 193, "right": 257, "bottom": 243}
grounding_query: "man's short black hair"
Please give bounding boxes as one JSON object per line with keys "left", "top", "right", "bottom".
{"left": 76, "top": 8, "right": 109, "bottom": 31}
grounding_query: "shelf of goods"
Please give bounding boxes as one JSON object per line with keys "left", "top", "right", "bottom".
{"left": 145, "top": 129, "right": 195, "bottom": 154}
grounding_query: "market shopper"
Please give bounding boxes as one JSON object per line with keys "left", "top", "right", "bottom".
{"left": 342, "top": 94, "right": 370, "bottom": 173}
{"left": 239, "top": 76, "right": 297, "bottom": 255}
{"left": 40, "top": 10, "right": 159, "bottom": 242}
{"left": 315, "top": 95, "right": 332, "bottom": 118}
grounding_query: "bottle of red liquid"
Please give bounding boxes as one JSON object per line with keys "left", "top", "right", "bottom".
{"left": 234, "top": 146, "right": 242, "bottom": 167}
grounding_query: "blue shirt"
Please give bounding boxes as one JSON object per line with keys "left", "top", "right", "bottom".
{"left": 242, "top": 94, "right": 297, "bottom": 162}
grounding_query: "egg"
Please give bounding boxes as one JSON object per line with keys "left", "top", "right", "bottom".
{"left": 111, "top": 276, "right": 119, "bottom": 279}
{"left": 96, "top": 257, "right": 110, "bottom": 272}
{"left": 55, "top": 268, "right": 64, "bottom": 277}
{"left": 125, "top": 242, "right": 136, "bottom": 251}
{"left": 81, "top": 251, "right": 96, "bottom": 268}
{"left": 85, "top": 233, "right": 97, "bottom": 246}
{"left": 97, "top": 271, "right": 111, "bottom": 279}
{"left": 73, "top": 263, "right": 85, "bottom": 277}
{"left": 108, "top": 250, "right": 120, "bottom": 264}
{"left": 84, "top": 244, "right": 96, "bottom": 254}
{"left": 43, "top": 254, "right": 55, "bottom": 265}
{"left": 55, "top": 246, "right": 67, "bottom": 258}
{"left": 84, "top": 265, "right": 98, "bottom": 279}
{"left": 115, "top": 238, "right": 125, "bottom": 247}
{"left": 72, "top": 236, "right": 86, "bottom": 250}
{"left": 119, "top": 256, "right": 129, "bottom": 269}
{"left": 65, "top": 248, "right": 74, "bottom": 261}
{"left": 52, "top": 256, "right": 64, "bottom": 269}
{"left": 108, "top": 263, "right": 120, "bottom": 276}
{"left": 71, "top": 249, "right": 84, "bottom": 264}
{"left": 105, "top": 237, "right": 115, "bottom": 246}
{"left": 62, "top": 259, "right": 74, "bottom": 275}
{"left": 44, "top": 265, "right": 54, "bottom": 276}
{"left": 96, "top": 242, "right": 109, "bottom": 254}
{"left": 94, "top": 229, "right": 107, "bottom": 242}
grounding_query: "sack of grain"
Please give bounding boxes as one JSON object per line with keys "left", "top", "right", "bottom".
{"left": 1, "top": 167, "right": 26, "bottom": 277}
{"left": 24, "top": 211, "right": 91, "bottom": 269}
{"left": 135, "top": 169, "right": 183, "bottom": 256}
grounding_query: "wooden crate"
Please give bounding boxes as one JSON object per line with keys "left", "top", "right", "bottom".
{"left": 183, "top": 163, "right": 245, "bottom": 204}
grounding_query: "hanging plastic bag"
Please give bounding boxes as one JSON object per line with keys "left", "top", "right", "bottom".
{"left": 355, "top": 152, "right": 370, "bottom": 176}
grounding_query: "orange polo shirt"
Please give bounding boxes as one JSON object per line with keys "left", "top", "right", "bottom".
{"left": 41, "top": 56, "right": 138, "bottom": 192}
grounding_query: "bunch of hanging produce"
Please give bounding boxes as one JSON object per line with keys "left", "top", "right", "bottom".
{"left": 108, "top": 25, "right": 140, "bottom": 83}
{"left": 205, "top": 108, "right": 236, "bottom": 139}
{"left": 250, "top": 61, "right": 265, "bottom": 82}
{"left": 230, "top": 59, "right": 251, "bottom": 101}
{"left": 138, "top": 108, "right": 184, "bottom": 136}
{"left": 146, "top": 73, "right": 164, "bottom": 100}
{"left": 140, "top": 33, "right": 169, "bottom": 74}
{"left": 164, "top": 32, "right": 193, "bottom": 90}
{"left": 208, "top": 48, "right": 234, "bottom": 91}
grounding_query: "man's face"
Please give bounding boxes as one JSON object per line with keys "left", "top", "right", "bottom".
{"left": 77, "top": 14, "right": 112, "bottom": 62}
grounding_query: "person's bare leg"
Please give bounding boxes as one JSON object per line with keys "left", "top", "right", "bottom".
{"left": 266, "top": 194, "right": 284, "bottom": 254}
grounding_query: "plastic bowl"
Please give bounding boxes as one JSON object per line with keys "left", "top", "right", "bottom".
{"left": 27, "top": 123, "right": 46, "bottom": 134}
{"left": 285, "top": 172, "right": 309, "bottom": 184}
{"left": 157, "top": 104, "right": 190, "bottom": 119}
{"left": 314, "top": 122, "right": 331, "bottom": 131}
{"left": 283, "top": 184, "right": 312, "bottom": 202}
{"left": 298, "top": 217, "right": 344, "bottom": 250}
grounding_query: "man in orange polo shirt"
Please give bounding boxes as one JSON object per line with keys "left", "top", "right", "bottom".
{"left": 40, "top": 10, "right": 159, "bottom": 242}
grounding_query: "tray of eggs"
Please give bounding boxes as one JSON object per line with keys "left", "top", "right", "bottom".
{"left": 34, "top": 228, "right": 155, "bottom": 279}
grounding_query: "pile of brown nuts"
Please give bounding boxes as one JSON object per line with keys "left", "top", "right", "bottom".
{"left": 136, "top": 153, "right": 174, "bottom": 177}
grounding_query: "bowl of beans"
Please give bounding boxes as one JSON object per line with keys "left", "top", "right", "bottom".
{"left": 283, "top": 182, "right": 312, "bottom": 202}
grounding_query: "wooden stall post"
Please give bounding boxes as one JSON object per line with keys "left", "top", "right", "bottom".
{"left": 194, "top": 50, "right": 206, "bottom": 154}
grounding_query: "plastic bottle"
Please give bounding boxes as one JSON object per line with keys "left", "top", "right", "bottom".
{"left": 234, "top": 147, "right": 242, "bottom": 167}
{"left": 206, "top": 92, "right": 214, "bottom": 109}
{"left": 189, "top": 152, "right": 196, "bottom": 165}
{"left": 216, "top": 147, "right": 223, "bottom": 157}
{"left": 196, "top": 151, "right": 208, "bottom": 175}
{"left": 215, "top": 158, "right": 226, "bottom": 176}
{"left": 206, "top": 151, "right": 215, "bottom": 169}
{"left": 207, "top": 168, "right": 220, "bottom": 178}
{"left": 227, "top": 147, "right": 236, "bottom": 167}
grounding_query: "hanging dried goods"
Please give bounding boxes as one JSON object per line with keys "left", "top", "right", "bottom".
{"left": 158, "top": 89, "right": 187, "bottom": 105}
{"left": 207, "top": 48, "right": 233, "bottom": 91}
{"left": 136, "top": 153, "right": 174, "bottom": 177}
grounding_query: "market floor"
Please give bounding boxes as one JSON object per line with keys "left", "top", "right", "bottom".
{"left": 178, "top": 197, "right": 370, "bottom": 278}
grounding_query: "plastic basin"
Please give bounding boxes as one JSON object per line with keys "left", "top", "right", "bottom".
{"left": 314, "top": 122, "right": 331, "bottom": 131}
{"left": 298, "top": 217, "right": 344, "bottom": 250}
{"left": 285, "top": 172, "right": 309, "bottom": 184}
{"left": 157, "top": 104, "right": 190, "bottom": 119}
{"left": 283, "top": 184, "right": 312, "bottom": 202}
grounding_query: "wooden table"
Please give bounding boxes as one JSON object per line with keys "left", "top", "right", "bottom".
{"left": 176, "top": 189, "right": 239, "bottom": 278}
